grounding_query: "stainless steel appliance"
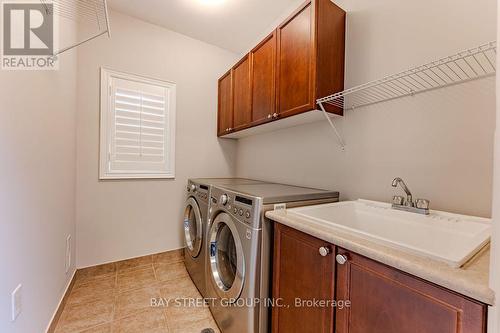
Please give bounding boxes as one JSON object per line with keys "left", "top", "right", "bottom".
{"left": 184, "top": 179, "right": 210, "bottom": 297}
{"left": 206, "top": 183, "right": 340, "bottom": 333}
{"left": 183, "top": 179, "right": 264, "bottom": 297}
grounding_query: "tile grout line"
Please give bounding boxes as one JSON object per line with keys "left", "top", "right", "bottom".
{"left": 111, "top": 269, "right": 118, "bottom": 325}
{"left": 53, "top": 250, "right": 185, "bottom": 332}
{"left": 73, "top": 269, "right": 118, "bottom": 333}
{"left": 156, "top": 264, "right": 172, "bottom": 332}
{"left": 153, "top": 262, "right": 171, "bottom": 332}
{"left": 152, "top": 262, "right": 158, "bottom": 280}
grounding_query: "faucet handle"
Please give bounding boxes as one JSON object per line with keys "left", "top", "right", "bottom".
{"left": 415, "top": 199, "right": 430, "bottom": 210}
{"left": 392, "top": 195, "right": 405, "bottom": 206}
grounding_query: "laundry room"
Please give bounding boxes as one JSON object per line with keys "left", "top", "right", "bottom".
{"left": 0, "top": 0, "right": 499, "bottom": 332}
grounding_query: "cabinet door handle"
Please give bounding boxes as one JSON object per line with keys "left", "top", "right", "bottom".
{"left": 336, "top": 254, "right": 348, "bottom": 265}
{"left": 319, "top": 246, "right": 330, "bottom": 257}
{"left": 267, "top": 114, "right": 272, "bottom": 119}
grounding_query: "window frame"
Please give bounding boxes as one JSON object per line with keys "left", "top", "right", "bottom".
{"left": 99, "top": 67, "right": 176, "bottom": 180}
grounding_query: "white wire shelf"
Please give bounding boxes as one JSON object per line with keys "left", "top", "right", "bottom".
{"left": 318, "top": 41, "right": 496, "bottom": 111}
{"left": 40, "top": 0, "right": 111, "bottom": 55}
{"left": 317, "top": 41, "right": 497, "bottom": 151}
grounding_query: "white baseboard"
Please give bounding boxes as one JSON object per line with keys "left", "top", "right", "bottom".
{"left": 45, "top": 269, "right": 76, "bottom": 333}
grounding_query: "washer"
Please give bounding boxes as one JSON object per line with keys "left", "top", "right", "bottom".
{"left": 183, "top": 179, "right": 264, "bottom": 297}
{"left": 206, "top": 183, "right": 339, "bottom": 333}
{"left": 184, "top": 179, "right": 211, "bottom": 297}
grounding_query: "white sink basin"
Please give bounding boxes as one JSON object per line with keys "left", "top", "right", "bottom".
{"left": 289, "top": 200, "right": 491, "bottom": 267}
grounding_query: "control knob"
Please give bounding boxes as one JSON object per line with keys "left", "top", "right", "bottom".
{"left": 220, "top": 194, "right": 229, "bottom": 205}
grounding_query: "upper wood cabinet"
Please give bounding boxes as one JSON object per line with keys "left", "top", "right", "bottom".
{"left": 272, "top": 223, "right": 335, "bottom": 333}
{"left": 232, "top": 55, "right": 252, "bottom": 131}
{"left": 217, "top": 0, "right": 345, "bottom": 137}
{"left": 335, "top": 248, "right": 487, "bottom": 333}
{"left": 217, "top": 70, "right": 233, "bottom": 136}
{"left": 250, "top": 32, "right": 276, "bottom": 125}
{"left": 276, "top": 0, "right": 346, "bottom": 118}
{"left": 276, "top": 1, "right": 315, "bottom": 117}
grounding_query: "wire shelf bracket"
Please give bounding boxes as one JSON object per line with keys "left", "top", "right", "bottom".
{"left": 317, "top": 41, "right": 497, "bottom": 151}
{"left": 40, "top": 0, "right": 111, "bottom": 56}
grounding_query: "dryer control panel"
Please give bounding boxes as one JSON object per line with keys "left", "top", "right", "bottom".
{"left": 210, "top": 186, "right": 263, "bottom": 229}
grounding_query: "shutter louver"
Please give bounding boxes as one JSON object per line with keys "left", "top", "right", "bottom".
{"left": 100, "top": 69, "right": 176, "bottom": 179}
{"left": 107, "top": 76, "right": 172, "bottom": 175}
{"left": 113, "top": 87, "right": 166, "bottom": 163}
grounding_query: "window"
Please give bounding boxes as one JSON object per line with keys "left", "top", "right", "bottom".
{"left": 99, "top": 68, "right": 176, "bottom": 179}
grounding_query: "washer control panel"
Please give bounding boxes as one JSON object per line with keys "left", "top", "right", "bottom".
{"left": 187, "top": 181, "right": 209, "bottom": 203}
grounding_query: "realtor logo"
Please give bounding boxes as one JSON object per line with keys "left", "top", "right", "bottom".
{"left": 2, "top": 1, "right": 58, "bottom": 70}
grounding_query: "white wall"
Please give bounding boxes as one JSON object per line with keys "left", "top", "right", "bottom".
{"left": 487, "top": 4, "right": 500, "bottom": 330}
{"left": 235, "top": 0, "right": 497, "bottom": 218}
{"left": 0, "top": 26, "right": 78, "bottom": 333}
{"left": 76, "top": 11, "right": 239, "bottom": 268}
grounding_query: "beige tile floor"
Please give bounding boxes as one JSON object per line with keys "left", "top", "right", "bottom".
{"left": 54, "top": 250, "right": 220, "bottom": 333}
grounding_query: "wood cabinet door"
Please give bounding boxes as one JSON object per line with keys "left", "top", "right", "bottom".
{"left": 336, "top": 248, "right": 487, "bottom": 333}
{"left": 217, "top": 70, "right": 233, "bottom": 136}
{"left": 232, "top": 55, "right": 252, "bottom": 130}
{"left": 276, "top": 0, "right": 315, "bottom": 117}
{"left": 272, "top": 223, "right": 335, "bottom": 333}
{"left": 250, "top": 32, "right": 276, "bottom": 125}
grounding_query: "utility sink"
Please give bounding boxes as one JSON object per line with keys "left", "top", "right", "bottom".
{"left": 289, "top": 200, "right": 491, "bottom": 268}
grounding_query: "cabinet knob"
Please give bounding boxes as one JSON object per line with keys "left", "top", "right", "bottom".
{"left": 336, "top": 254, "right": 348, "bottom": 265}
{"left": 267, "top": 114, "right": 272, "bottom": 119}
{"left": 319, "top": 246, "right": 330, "bottom": 257}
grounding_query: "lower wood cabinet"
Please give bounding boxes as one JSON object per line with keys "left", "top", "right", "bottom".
{"left": 272, "top": 223, "right": 335, "bottom": 333}
{"left": 272, "top": 224, "right": 488, "bottom": 333}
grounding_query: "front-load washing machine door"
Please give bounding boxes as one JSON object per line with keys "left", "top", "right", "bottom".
{"left": 184, "top": 197, "right": 203, "bottom": 258}
{"left": 208, "top": 212, "right": 245, "bottom": 301}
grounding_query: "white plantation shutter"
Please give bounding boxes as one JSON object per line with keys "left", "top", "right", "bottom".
{"left": 100, "top": 69, "right": 176, "bottom": 179}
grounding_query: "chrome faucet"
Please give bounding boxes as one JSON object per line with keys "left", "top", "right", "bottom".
{"left": 391, "top": 177, "right": 430, "bottom": 215}
{"left": 392, "top": 177, "right": 413, "bottom": 207}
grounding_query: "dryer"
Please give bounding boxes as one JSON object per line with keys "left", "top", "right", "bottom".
{"left": 206, "top": 183, "right": 339, "bottom": 333}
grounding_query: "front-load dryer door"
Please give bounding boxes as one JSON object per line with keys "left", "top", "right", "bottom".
{"left": 184, "top": 197, "right": 203, "bottom": 258}
{"left": 208, "top": 212, "right": 245, "bottom": 301}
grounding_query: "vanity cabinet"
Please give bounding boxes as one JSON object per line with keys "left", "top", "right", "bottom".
{"left": 272, "top": 223, "right": 335, "bottom": 333}
{"left": 272, "top": 225, "right": 488, "bottom": 333}
{"left": 217, "top": 0, "right": 345, "bottom": 137}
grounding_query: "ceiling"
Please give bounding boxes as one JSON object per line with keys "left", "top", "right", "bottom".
{"left": 107, "top": 0, "right": 302, "bottom": 54}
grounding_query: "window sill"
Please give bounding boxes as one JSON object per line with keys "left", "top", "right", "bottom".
{"left": 99, "top": 173, "right": 175, "bottom": 180}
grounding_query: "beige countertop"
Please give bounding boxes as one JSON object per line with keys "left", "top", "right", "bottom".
{"left": 266, "top": 209, "right": 495, "bottom": 305}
